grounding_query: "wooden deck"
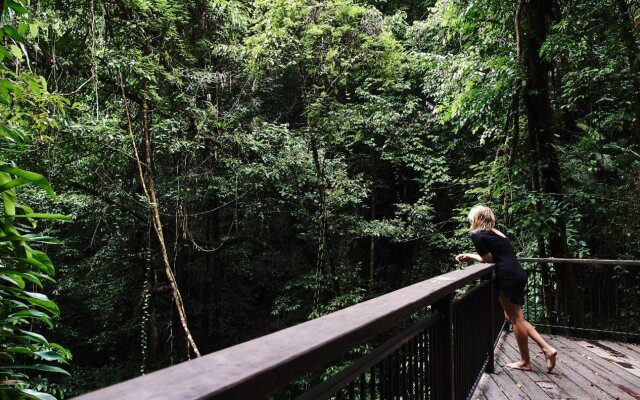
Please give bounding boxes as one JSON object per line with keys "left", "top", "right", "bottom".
{"left": 473, "top": 331, "right": 640, "bottom": 400}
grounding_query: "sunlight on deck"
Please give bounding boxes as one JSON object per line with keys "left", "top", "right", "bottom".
{"left": 473, "top": 332, "right": 640, "bottom": 400}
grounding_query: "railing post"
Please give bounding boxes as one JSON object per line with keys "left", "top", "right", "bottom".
{"left": 431, "top": 293, "right": 454, "bottom": 400}
{"left": 485, "top": 273, "right": 495, "bottom": 373}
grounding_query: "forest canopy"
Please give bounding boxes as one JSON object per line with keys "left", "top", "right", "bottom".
{"left": 0, "top": 0, "right": 639, "bottom": 397}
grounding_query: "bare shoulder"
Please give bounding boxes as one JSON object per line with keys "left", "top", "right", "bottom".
{"left": 491, "top": 228, "right": 507, "bottom": 238}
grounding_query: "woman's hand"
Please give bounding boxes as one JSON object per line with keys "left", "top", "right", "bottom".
{"left": 455, "top": 253, "right": 481, "bottom": 263}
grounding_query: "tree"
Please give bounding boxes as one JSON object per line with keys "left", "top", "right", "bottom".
{"left": 2, "top": 0, "right": 637, "bottom": 396}
{"left": 0, "top": 1, "right": 71, "bottom": 398}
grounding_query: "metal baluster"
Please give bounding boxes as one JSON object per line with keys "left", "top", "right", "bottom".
{"left": 588, "top": 267, "right": 594, "bottom": 326}
{"left": 407, "top": 340, "right": 412, "bottom": 400}
{"left": 401, "top": 344, "right": 406, "bottom": 399}
{"left": 410, "top": 339, "right": 415, "bottom": 400}
{"left": 394, "top": 346, "right": 398, "bottom": 399}
{"left": 423, "top": 330, "right": 429, "bottom": 400}
{"left": 535, "top": 269, "right": 539, "bottom": 324}
{"left": 416, "top": 336, "right": 420, "bottom": 400}
{"left": 413, "top": 336, "right": 418, "bottom": 400}
{"left": 524, "top": 267, "right": 528, "bottom": 320}
{"left": 370, "top": 367, "right": 376, "bottom": 400}
{"left": 408, "top": 341, "right": 412, "bottom": 399}
{"left": 609, "top": 267, "right": 620, "bottom": 321}
{"left": 393, "top": 348, "right": 399, "bottom": 399}
{"left": 388, "top": 350, "right": 394, "bottom": 400}
{"left": 456, "top": 304, "right": 460, "bottom": 400}
{"left": 380, "top": 355, "right": 386, "bottom": 400}
{"left": 598, "top": 274, "right": 602, "bottom": 327}
{"left": 466, "top": 302, "right": 470, "bottom": 399}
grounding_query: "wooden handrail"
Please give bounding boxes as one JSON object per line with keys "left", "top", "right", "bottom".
{"left": 74, "top": 263, "right": 494, "bottom": 400}
{"left": 518, "top": 257, "right": 640, "bottom": 266}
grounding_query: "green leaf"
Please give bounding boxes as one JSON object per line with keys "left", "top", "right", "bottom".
{"left": 34, "top": 350, "right": 67, "bottom": 362}
{"left": 20, "top": 389, "right": 58, "bottom": 400}
{"left": 17, "top": 292, "right": 60, "bottom": 316}
{"left": 1, "top": 364, "right": 70, "bottom": 376}
{"left": 1, "top": 171, "right": 17, "bottom": 216}
{"left": 29, "top": 22, "right": 38, "bottom": 38}
{"left": 19, "top": 234, "right": 61, "bottom": 244}
{"left": 9, "top": 44, "right": 23, "bottom": 60}
{"left": 16, "top": 329, "right": 49, "bottom": 345}
{"left": 31, "top": 250, "right": 55, "bottom": 274}
{"left": 8, "top": 213, "right": 72, "bottom": 221}
{"left": 17, "top": 256, "right": 53, "bottom": 274}
{"left": 1, "top": 272, "right": 25, "bottom": 288}
{"left": 7, "top": 309, "right": 53, "bottom": 327}
{"left": 4, "top": 26, "right": 23, "bottom": 41}
{"left": 8, "top": 0, "right": 28, "bottom": 15}
{"left": 0, "top": 123, "right": 27, "bottom": 145}
{"left": 0, "top": 165, "right": 56, "bottom": 199}
{"left": 17, "top": 270, "right": 53, "bottom": 286}
{"left": 4, "top": 346, "right": 36, "bottom": 356}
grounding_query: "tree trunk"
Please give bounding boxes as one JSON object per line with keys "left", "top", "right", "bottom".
{"left": 117, "top": 72, "right": 201, "bottom": 357}
{"left": 614, "top": 0, "right": 640, "bottom": 138}
{"left": 310, "top": 136, "right": 336, "bottom": 308}
{"left": 369, "top": 190, "right": 376, "bottom": 288}
{"left": 522, "top": 0, "right": 583, "bottom": 325}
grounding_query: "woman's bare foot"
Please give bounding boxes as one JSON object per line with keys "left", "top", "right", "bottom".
{"left": 544, "top": 348, "right": 557, "bottom": 373}
{"left": 506, "top": 360, "right": 532, "bottom": 371}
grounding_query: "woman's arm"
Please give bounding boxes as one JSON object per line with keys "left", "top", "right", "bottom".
{"left": 455, "top": 252, "right": 494, "bottom": 263}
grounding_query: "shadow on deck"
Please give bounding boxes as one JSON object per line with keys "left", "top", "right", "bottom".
{"left": 473, "top": 332, "right": 640, "bottom": 400}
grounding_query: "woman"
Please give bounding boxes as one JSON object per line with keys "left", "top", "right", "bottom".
{"left": 455, "top": 205, "right": 557, "bottom": 373}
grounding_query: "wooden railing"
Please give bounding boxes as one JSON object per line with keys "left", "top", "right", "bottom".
{"left": 75, "top": 263, "right": 503, "bottom": 400}
{"left": 73, "top": 257, "right": 640, "bottom": 400}
{"left": 520, "top": 258, "right": 640, "bottom": 340}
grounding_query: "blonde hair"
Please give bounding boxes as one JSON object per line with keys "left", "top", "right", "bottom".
{"left": 468, "top": 205, "right": 496, "bottom": 231}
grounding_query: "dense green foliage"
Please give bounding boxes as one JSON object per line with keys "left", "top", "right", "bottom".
{"left": 0, "top": 1, "right": 71, "bottom": 399}
{"left": 1, "top": 0, "right": 639, "bottom": 397}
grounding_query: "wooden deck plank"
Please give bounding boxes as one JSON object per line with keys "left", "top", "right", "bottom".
{"left": 553, "top": 336, "right": 640, "bottom": 388}
{"left": 488, "top": 368, "right": 531, "bottom": 400}
{"left": 494, "top": 335, "right": 553, "bottom": 399}
{"left": 470, "top": 375, "right": 491, "bottom": 400}
{"left": 520, "top": 336, "right": 598, "bottom": 399}
{"left": 502, "top": 334, "right": 551, "bottom": 378}
{"left": 514, "top": 335, "right": 615, "bottom": 400}
{"left": 546, "top": 336, "right": 639, "bottom": 400}
{"left": 625, "top": 343, "right": 640, "bottom": 352}
{"left": 475, "top": 374, "right": 511, "bottom": 400}
{"left": 557, "top": 337, "right": 640, "bottom": 400}
{"left": 576, "top": 340, "right": 640, "bottom": 378}
{"left": 614, "top": 341, "right": 640, "bottom": 359}
{"left": 585, "top": 339, "right": 640, "bottom": 371}
{"left": 488, "top": 336, "right": 532, "bottom": 400}
{"left": 532, "top": 335, "right": 618, "bottom": 400}
{"left": 472, "top": 333, "right": 640, "bottom": 400}
{"left": 502, "top": 335, "right": 587, "bottom": 400}
{"left": 501, "top": 335, "right": 575, "bottom": 400}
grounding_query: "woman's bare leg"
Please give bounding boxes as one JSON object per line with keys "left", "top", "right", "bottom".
{"left": 499, "top": 291, "right": 557, "bottom": 372}
{"left": 523, "top": 320, "right": 557, "bottom": 372}
{"left": 499, "top": 291, "right": 532, "bottom": 370}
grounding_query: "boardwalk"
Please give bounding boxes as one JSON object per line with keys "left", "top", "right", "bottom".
{"left": 473, "top": 332, "right": 640, "bottom": 400}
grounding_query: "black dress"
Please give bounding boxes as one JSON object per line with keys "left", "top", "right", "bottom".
{"left": 470, "top": 229, "right": 527, "bottom": 305}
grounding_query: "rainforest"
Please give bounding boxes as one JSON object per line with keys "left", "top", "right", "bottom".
{"left": 1, "top": 0, "right": 639, "bottom": 398}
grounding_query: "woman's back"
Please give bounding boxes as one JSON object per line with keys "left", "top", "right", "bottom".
{"left": 470, "top": 229, "right": 525, "bottom": 280}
